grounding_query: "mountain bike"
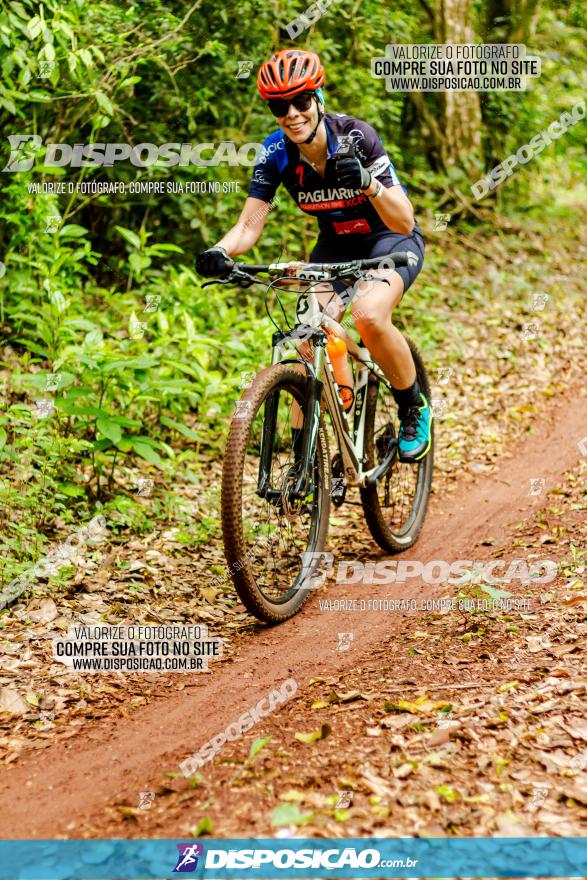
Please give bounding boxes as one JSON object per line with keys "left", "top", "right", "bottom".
{"left": 203, "top": 253, "right": 434, "bottom": 623}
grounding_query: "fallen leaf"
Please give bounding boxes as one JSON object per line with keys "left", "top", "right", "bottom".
{"left": 249, "top": 736, "right": 271, "bottom": 759}
{"left": 192, "top": 816, "right": 213, "bottom": 836}
{"left": 428, "top": 726, "right": 453, "bottom": 746}
{"left": 384, "top": 695, "right": 451, "bottom": 714}
{"left": 492, "top": 811, "right": 536, "bottom": 836}
{"left": 0, "top": 687, "right": 29, "bottom": 716}
{"left": 526, "top": 636, "right": 551, "bottom": 653}
{"left": 294, "top": 724, "right": 331, "bottom": 744}
{"left": 393, "top": 763, "right": 415, "bottom": 779}
{"left": 278, "top": 790, "right": 305, "bottom": 803}
{"left": 558, "top": 720, "right": 587, "bottom": 741}
{"left": 270, "top": 803, "right": 313, "bottom": 827}
{"left": 361, "top": 768, "right": 396, "bottom": 798}
{"left": 434, "top": 784, "right": 459, "bottom": 803}
{"left": 558, "top": 780, "right": 587, "bottom": 805}
{"left": 28, "top": 598, "right": 59, "bottom": 623}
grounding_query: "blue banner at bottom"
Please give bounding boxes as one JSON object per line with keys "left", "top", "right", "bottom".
{"left": 0, "top": 837, "right": 585, "bottom": 879}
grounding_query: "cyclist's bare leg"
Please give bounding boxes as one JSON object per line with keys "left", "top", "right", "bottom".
{"left": 350, "top": 270, "right": 416, "bottom": 390}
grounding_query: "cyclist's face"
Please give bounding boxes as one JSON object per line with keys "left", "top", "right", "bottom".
{"left": 278, "top": 98, "right": 318, "bottom": 143}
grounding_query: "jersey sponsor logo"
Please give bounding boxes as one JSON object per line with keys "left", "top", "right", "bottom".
{"left": 365, "top": 155, "right": 392, "bottom": 178}
{"left": 332, "top": 218, "right": 372, "bottom": 235}
{"left": 299, "top": 187, "right": 361, "bottom": 203}
{"left": 256, "top": 138, "right": 285, "bottom": 164}
{"left": 300, "top": 193, "right": 369, "bottom": 211}
{"left": 251, "top": 168, "right": 270, "bottom": 184}
{"left": 346, "top": 128, "right": 365, "bottom": 146}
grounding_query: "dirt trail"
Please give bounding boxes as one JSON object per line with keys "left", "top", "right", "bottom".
{"left": 2, "top": 381, "right": 586, "bottom": 839}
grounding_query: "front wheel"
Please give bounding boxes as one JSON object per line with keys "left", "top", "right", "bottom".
{"left": 221, "top": 364, "right": 331, "bottom": 624}
{"left": 359, "top": 339, "right": 434, "bottom": 552}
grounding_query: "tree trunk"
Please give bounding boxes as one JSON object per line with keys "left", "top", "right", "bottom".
{"left": 484, "top": 0, "right": 541, "bottom": 42}
{"left": 434, "top": 0, "right": 483, "bottom": 176}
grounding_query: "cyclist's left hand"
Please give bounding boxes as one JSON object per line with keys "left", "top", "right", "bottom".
{"left": 334, "top": 155, "right": 372, "bottom": 191}
{"left": 196, "top": 245, "right": 231, "bottom": 277}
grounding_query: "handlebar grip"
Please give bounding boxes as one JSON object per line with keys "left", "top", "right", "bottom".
{"left": 359, "top": 251, "right": 413, "bottom": 269}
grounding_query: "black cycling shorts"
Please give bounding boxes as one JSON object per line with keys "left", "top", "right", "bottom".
{"left": 309, "top": 228, "right": 425, "bottom": 297}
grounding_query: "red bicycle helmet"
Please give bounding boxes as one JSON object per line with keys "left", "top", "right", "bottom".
{"left": 257, "top": 49, "right": 325, "bottom": 100}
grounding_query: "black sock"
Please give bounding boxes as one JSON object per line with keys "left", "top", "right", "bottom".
{"left": 392, "top": 379, "right": 421, "bottom": 415}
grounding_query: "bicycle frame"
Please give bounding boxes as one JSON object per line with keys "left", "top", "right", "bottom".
{"left": 262, "top": 281, "right": 398, "bottom": 497}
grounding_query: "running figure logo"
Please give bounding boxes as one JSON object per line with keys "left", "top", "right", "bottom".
{"left": 173, "top": 843, "right": 204, "bottom": 872}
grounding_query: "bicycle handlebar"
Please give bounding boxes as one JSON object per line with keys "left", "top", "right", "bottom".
{"left": 237, "top": 251, "right": 415, "bottom": 275}
{"left": 200, "top": 251, "right": 417, "bottom": 288}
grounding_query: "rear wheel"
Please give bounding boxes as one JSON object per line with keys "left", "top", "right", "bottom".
{"left": 221, "top": 364, "right": 331, "bottom": 623}
{"left": 359, "top": 339, "right": 433, "bottom": 552}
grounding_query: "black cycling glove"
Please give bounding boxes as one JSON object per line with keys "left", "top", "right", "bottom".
{"left": 334, "top": 155, "right": 372, "bottom": 191}
{"left": 196, "top": 246, "right": 232, "bottom": 277}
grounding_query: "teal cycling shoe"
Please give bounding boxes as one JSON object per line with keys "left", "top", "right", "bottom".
{"left": 398, "top": 393, "right": 432, "bottom": 463}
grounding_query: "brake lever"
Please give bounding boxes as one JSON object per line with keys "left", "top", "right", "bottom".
{"left": 201, "top": 278, "right": 228, "bottom": 288}
{"left": 201, "top": 271, "right": 257, "bottom": 289}
{"left": 234, "top": 272, "right": 256, "bottom": 289}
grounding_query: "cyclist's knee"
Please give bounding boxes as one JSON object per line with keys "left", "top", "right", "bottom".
{"left": 352, "top": 303, "right": 386, "bottom": 335}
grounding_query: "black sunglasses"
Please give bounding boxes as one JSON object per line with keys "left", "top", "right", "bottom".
{"left": 266, "top": 91, "right": 315, "bottom": 117}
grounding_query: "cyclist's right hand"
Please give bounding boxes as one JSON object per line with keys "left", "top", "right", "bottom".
{"left": 196, "top": 246, "right": 232, "bottom": 277}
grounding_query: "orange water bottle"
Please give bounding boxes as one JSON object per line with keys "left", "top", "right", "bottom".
{"left": 326, "top": 332, "right": 354, "bottom": 411}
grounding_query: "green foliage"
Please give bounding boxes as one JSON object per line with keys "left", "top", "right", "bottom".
{"left": 0, "top": 0, "right": 585, "bottom": 578}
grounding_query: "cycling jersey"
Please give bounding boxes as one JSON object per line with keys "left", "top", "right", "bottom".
{"left": 248, "top": 113, "right": 413, "bottom": 238}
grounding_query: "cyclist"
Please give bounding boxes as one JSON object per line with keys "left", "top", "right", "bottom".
{"left": 196, "top": 49, "right": 431, "bottom": 463}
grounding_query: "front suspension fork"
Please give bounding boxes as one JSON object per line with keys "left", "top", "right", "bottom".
{"left": 258, "top": 335, "right": 325, "bottom": 502}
